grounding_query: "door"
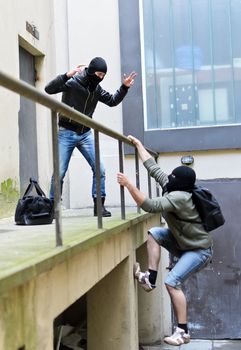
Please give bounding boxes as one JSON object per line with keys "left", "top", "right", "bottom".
{"left": 183, "top": 179, "right": 241, "bottom": 339}
{"left": 18, "top": 46, "right": 38, "bottom": 195}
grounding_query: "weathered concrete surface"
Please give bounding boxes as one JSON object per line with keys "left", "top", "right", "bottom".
{"left": 142, "top": 339, "right": 241, "bottom": 349}
{"left": 0, "top": 208, "right": 162, "bottom": 350}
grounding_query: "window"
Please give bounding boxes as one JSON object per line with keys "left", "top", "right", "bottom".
{"left": 141, "top": 0, "right": 241, "bottom": 130}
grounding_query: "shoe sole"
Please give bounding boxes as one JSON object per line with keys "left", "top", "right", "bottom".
{"left": 133, "top": 263, "right": 155, "bottom": 293}
{"left": 94, "top": 213, "right": 112, "bottom": 217}
{"left": 164, "top": 337, "right": 190, "bottom": 345}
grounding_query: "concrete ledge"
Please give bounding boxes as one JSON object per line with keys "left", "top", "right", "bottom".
{"left": 0, "top": 210, "right": 154, "bottom": 296}
{"left": 0, "top": 209, "right": 162, "bottom": 350}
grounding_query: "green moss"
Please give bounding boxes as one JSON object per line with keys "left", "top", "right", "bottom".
{"left": 0, "top": 178, "right": 19, "bottom": 219}
{"left": 1, "top": 283, "right": 37, "bottom": 349}
{"left": 1, "top": 178, "right": 19, "bottom": 201}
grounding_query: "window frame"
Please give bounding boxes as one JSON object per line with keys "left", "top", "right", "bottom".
{"left": 118, "top": 0, "right": 241, "bottom": 154}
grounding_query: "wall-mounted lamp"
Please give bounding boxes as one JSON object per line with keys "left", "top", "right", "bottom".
{"left": 181, "top": 155, "right": 194, "bottom": 166}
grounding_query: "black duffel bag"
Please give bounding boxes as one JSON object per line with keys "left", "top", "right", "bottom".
{"left": 15, "top": 178, "right": 54, "bottom": 225}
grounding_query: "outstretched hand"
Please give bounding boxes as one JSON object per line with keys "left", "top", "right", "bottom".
{"left": 123, "top": 71, "right": 137, "bottom": 87}
{"left": 127, "top": 135, "right": 151, "bottom": 162}
{"left": 127, "top": 135, "right": 142, "bottom": 147}
{"left": 117, "top": 172, "right": 130, "bottom": 187}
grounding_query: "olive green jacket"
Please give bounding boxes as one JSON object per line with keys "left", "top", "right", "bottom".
{"left": 141, "top": 158, "right": 213, "bottom": 250}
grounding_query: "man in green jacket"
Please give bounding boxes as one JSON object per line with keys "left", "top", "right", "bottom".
{"left": 117, "top": 135, "right": 213, "bottom": 346}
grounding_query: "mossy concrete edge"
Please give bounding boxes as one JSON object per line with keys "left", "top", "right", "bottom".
{"left": 0, "top": 212, "right": 153, "bottom": 296}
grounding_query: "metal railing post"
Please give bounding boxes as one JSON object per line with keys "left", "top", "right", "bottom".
{"left": 118, "top": 140, "right": 126, "bottom": 220}
{"left": 135, "top": 148, "right": 141, "bottom": 214}
{"left": 94, "top": 130, "right": 102, "bottom": 229}
{"left": 154, "top": 156, "right": 160, "bottom": 197}
{"left": 51, "top": 111, "right": 62, "bottom": 246}
{"left": 148, "top": 173, "right": 152, "bottom": 199}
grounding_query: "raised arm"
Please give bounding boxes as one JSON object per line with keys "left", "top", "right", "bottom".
{"left": 45, "top": 65, "right": 86, "bottom": 94}
{"left": 127, "top": 135, "right": 152, "bottom": 162}
{"left": 117, "top": 172, "right": 146, "bottom": 206}
{"left": 128, "top": 135, "right": 168, "bottom": 188}
{"left": 99, "top": 71, "right": 137, "bottom": 107}
{"left": 117, "top": 172, "right": 169, "bottom": 213}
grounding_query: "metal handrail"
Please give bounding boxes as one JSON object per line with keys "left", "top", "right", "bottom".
{"left": 0, "top": 70, "right": 159, "bottom": 246}
{"left": 0, "top": 70, "right": 158, "bottom": 153}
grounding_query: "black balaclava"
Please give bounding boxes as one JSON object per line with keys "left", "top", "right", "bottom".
{"left": 86, "top": 57, "right": 107, "bottom": 91}
{"left": 166, "top": 166, "right": 196, "bottom": 193}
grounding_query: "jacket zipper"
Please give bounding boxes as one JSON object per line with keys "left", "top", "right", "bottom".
{"left": 83, "top": 91, "right": 91, "bottom": 114}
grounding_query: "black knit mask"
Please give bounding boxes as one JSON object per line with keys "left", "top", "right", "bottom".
{"left": 87, "top": 57, "right": 107, "bottom": 75}
{"left": 166, "top": 166, "right": 196, "bottom": 193}
{"left": 87, "top": 57, "right": 107, "bottom": 91}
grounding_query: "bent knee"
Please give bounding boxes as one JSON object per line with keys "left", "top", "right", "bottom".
{"left": 165, "top": 282, "right": 175, "bottom": 291}
{"left": 165, "top": 282, "right": 182, "bottom": 293}
{"left": 165, "top": 270, "right": 182, "bottom": 290}
{"left": 148, "top": 230, "right": 160, "bottom": 242}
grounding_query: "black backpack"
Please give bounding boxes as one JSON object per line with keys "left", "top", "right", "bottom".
{"left": 192, "top": 185, "right": 225, "bottom": 231}
{"left": 177, "top": 185, "right": 225, "bottom": 232}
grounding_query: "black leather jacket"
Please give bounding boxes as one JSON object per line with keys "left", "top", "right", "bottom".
{"left": 45, "top": 69, "right": 128, "bottom": 133}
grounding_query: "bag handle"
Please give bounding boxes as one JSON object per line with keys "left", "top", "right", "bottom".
{"left": 22, "top": 180, "right": 35, "bottom": 198}
{"left": 22, "top": 178, "right": 47, "bottom": 198}
{"left": 31, "top": 178, "right": 47, "bottom": 197}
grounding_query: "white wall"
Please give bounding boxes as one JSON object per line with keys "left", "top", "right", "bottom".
{"left": 0, "top": 0, "right": 57, "bottom": 193}
{"left": 66, "top": 0, "right": 125, "bottom": 208}
{"left": 155, "top": 149, "right": 241, "bottom": 180}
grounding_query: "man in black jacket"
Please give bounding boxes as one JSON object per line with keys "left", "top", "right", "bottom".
{"left": 45, "top": 57, "right": 136, "bottom": 216}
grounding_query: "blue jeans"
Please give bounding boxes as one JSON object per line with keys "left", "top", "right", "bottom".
{"left": 149, "top": 227, "right": 213, "bottom": 289}
{"left": 50, "top": 128, "right": 106, "bottom": 200}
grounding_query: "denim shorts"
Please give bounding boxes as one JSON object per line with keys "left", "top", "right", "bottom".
{"left": 148, "top": 227, "right": 213, "bottom": 289}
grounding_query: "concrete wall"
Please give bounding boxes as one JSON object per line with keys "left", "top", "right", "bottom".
{"left": 0, "top": 0, "right": 57, "bottom": 193}
{"left": 0, "top": 213, "right": 161, "bottom": 350}
{"left": 155, "top": 149, "right": 241, "bottom": 180}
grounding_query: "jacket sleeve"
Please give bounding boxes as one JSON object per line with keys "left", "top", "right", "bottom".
{"left": 143, "top": 158, "right": 168, "bottom": 189}
{"left": 44, "top": 73, "right": 70, "bottom": 94}
{"left": 141, "top": 195, "right": 175, "bottom": 214}
{"left": 98, "top": 84, "right": 128, "bottom": 106}
{"left": 141, "top": 191, "right": 189, "bottom": 214}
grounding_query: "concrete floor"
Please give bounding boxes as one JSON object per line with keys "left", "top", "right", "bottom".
{"left": 141, "top": 339, "right": 241, "bottom": 350}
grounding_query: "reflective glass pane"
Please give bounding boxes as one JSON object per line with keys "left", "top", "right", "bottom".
{"left": 143, "top": 0, "right": 157, "bottom": 129}
{"left": 231, "top": 0, "right": 241, "bottom": 123}
{"left": 141, "top": 0, "right": 241, "bottom": 129}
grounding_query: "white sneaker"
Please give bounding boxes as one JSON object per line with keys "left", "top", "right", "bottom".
{"left": 133, "top": 262, "right": 156, "bottom": 292}
{"left": 164, "top": 327, "right": 190, "bottom": 346}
